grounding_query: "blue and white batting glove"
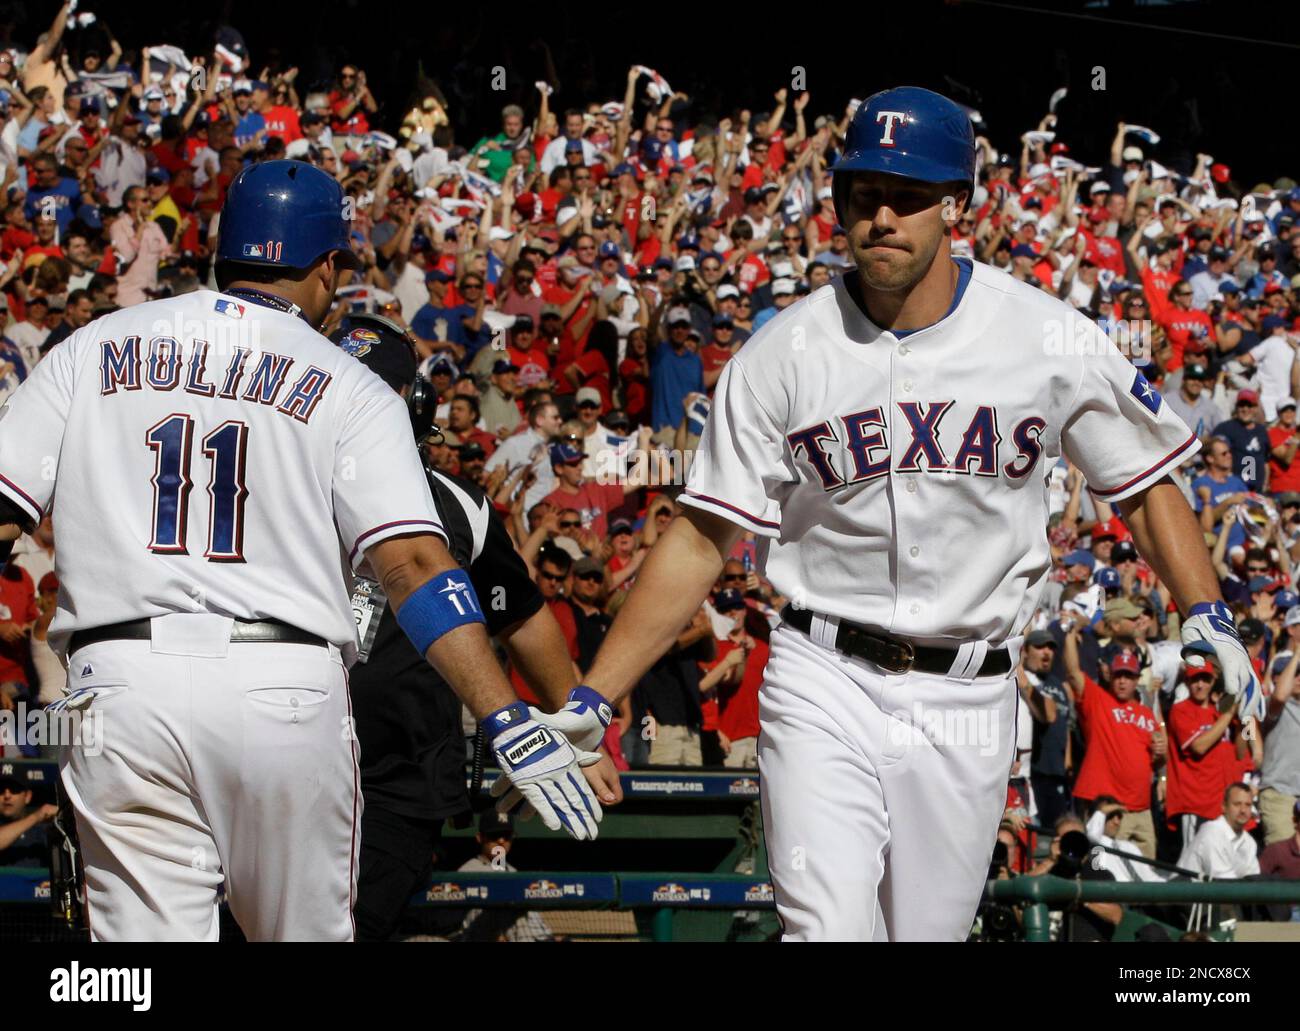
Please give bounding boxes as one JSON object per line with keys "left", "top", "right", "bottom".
{"left": 483, "top": 702, "right": 603, "bottom": 841}
{"left": 1181, "top": 602, "right": 1266, "bottom": 724}
{"left": 491, "top": 686, "right": 612, "bottom": 819}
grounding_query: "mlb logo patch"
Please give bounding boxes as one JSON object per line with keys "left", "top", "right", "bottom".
{"left": 241, "top": 243, "right": 265, "bottom": 258}
{"left": 1130, "top": 369, "right": 1161, "bottom": 417}
{"left": 214, "top": 299, "right": 245, "bottom": 319}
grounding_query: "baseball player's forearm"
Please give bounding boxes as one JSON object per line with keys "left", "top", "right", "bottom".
{"left": 367, "top": 533, "right": 517, "bottom": 720}
{"left": 1118, "top": 479, "right": 1224, "bottom": 613}
{"left": 584, "top": 507, "right": 740, "bottom": 706}
{"left": 499, "top": 605, "right": 577, "bottom": 712}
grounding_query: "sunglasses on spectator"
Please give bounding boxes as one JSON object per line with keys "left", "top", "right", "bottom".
{"left": 574, "top": 173, "right": 591, "bottom": 181}
{"left": 559, "top": 520, "right": 581, "bottom": 528}
{"left": 1247, "top": 564, "right": 1269, "bottom": 574}
{"left": 1175, "top": 290, "right": 1192, "bottom": 298}
{"left": 538, "top": 570, "right": 565, "bottom": 581}
{"left": 722, "top": 573, "right": 746, "bottom": 582}
{"left": 577, "top": 401, "right": 600, "bottom": 410}
{"left": 577, "top": 572, "right": 603, "bottom": 583}
{"left": 462, "top": 282, "right": 483, "bottom": 290}
{"left": 516, "top": 276, "right": 534, "bottom": 286}
{"left": 783, "top": 234, "right": 801, "bottom": 242}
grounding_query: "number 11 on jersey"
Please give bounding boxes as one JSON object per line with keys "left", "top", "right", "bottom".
{"left": 146, "top": 415, "right": 250, "bottom": 561}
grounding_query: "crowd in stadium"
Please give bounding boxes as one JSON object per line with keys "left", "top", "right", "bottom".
{"left": 0, "top": 3, "right": 1296, "bottom": 929}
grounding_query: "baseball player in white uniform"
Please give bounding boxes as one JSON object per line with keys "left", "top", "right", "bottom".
{"left": 0, "top": 161, "right": 599, "bottom": 942}
{"left": 515, "top": 88, "right": 1265, "bottom": 940}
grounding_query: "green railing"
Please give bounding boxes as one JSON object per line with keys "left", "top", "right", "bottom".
{"left": 985, "top": 875, "right": 1300, "bottom": 942}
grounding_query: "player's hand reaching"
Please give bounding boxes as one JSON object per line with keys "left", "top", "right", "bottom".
{"left": 1181, "top": 602, "right": 1266, "bottom": 725}
{"left": 483, "top": 702, "right": 603, "bottom": 840}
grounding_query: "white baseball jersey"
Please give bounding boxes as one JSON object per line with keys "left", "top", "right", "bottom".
{"left": 682, "top": 258, "right": 1197, "bottom": 646}
{"left": 0, "top": 290, "right": 443, "bottom": 665}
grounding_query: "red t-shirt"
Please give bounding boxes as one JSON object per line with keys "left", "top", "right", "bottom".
{"left": 568, "top": 349, "right": 611, "bottom": 409}
{"left": 1159, "top": 308, "right": 1214, "bottom": 372}
{"left": 458, "top": 426, "right": 498, "bottom": 457}
{"left": 328, "top": 90, "right": 370, "bottom": 136}
{"left": 540, "top": 283, "right": 594, "bottom": 379}
{"left": 1165, "top": 698, "right": 1235, "bottom": 821}
{"left": 1073, "top": 675, "right": 1159, "bottom": 811}
{"left": 713, "top": 637, "right": 768, "bottom": 741}
{"left": 507, "top": 343, "right": 551, "bottom": 389}
{"left": 619, "top": 357, "right": 649, "bottom": 424}
{"left": 1141, "top": 266, "right": 1180, "bottom": 322}
{"left": 261, "top": 105, "right": 302, "bottom": 144}
{"left": 0, "top": 566, "right": 38, "bottom": 686}
{"left": 700, "top": 343, "right": 734, "bottom": 383}
{"left": 543, "top": 482, "right": 624, "bottom": 539}
{"left": 1268, "top": 426, "right": 1300, "bottom": 494}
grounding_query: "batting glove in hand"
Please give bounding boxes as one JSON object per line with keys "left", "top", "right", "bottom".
{"left": 1181, "top": 602, "right": 1266, "bottom": 723}
{"left": 484, "top": 702, "right": 603, "bottom": 840}
{"left": 491, "top": 687, "right": 611, "bottom": 819}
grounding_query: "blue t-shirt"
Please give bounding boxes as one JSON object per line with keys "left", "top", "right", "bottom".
{"left": 412, "top": 303, "right": 492, "bottom": 356}
{"left": 24, "top": 177, "right": 82, "bottom": 232}
{"left": 1211, "top": 419, "right": 1270, "bottom": 492}
{"left": 234, "top": 111, "right": 266, "bottom": 148}
{"left": 651, "top": 341, "right": 703, "bottom": 432}
{"left": 1192, "top": 471, "right": 1249, "bottom": 551}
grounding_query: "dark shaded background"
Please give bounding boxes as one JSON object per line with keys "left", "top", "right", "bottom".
{"left": 3, "top": 0, "right": 1295, "bottom": 189}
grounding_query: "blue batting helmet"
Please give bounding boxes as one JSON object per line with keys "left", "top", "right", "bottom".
{"left": 216, "top": 159, "right": 361, "bottom": 270}
{"left": 832, "top": 87, "right": 976, "bottom": 223}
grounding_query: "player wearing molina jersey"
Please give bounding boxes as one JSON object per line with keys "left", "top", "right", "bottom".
{"left": 0, "top": 161, "right": 599, "bottom": 943}
{"left": 500, "top": 88, "right": 1268, "bottom": 941}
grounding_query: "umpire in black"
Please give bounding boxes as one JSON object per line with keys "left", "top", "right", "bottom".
{"left": 331, "top": 313, "right": 622, "bottom": 941}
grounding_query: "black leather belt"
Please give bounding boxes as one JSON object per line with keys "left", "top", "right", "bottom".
{"left": 69, "top": 618, "right": 326, "bottom": 653}
{"left": 780, "top": 605, "right": 1012, "bottom": 677}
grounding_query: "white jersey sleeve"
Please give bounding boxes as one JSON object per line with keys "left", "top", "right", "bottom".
{"left": 680, "top": 357, "right": 792, "bottom": 537}
{"left": 333, "top": 375, "right": 446, "bottom": 570}
{"left": 1059, "top": 332, "right": 1199, "bottom": 503}
{"left": 0, "top": 336, "right": 74, "bottom": 523}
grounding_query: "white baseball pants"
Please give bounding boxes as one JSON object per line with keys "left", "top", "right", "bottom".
{"left": 59, "top": 615, "right": 359, "bottom": 942}
{"left": 759, "top": 621, "right": 1018, "bottom": 941}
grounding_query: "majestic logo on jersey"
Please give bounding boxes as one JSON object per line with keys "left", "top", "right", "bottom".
{"left": 786, "top": 403, "right": 1046, "bottom": 490}
{"left": 1129, "top": 369, "right": 1161, "bottom": 418}
{"left": 80, "top": 664, "right": 93, "bottom": 677}
{"left": 214, "top": 299, "right": 245, "bottom": 319}
{"left": 339, "top": 328, "right": 380, "bottom": 358}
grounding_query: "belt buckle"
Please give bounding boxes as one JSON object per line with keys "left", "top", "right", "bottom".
{"left": 877, "top": 637, "right": 915, "bottom": 674}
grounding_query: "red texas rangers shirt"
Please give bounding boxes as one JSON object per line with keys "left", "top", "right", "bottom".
{"left": 1073, "top": 675, "right": 1160, "bottom": 811}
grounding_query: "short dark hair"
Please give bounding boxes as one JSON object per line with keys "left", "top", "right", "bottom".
{"left": 66, "top": 288, "right": 90, "bottom": 307}
{"left": 539, "top": 546, "right": 572, "bottom": 574}
{"left": 527, "top": 400, "right": 556, "bottom": 428}
{"left": 1224, "top": 782, "right": 1252, "bottom": 804}
{"left": 451, "top": 394, "right": 481, "bottom": 419}
{"left": 214, "top": 259, "right": 312, "bottom": 291}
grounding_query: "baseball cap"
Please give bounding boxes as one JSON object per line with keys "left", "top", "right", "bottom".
{"left": 1109, "top": 651, "right": 1141, "bottom": 675}
{"left": 1063, "top": 548, "right": 1095, "bottom": 570}
{"left": 772, "top": 279, "right": 797, "bottom": 297}
{"left": 575, "top": 386, "right": 602, "bottom": 408}
{"left": 549, "top": 442, "right": 584, "bottom": 466}
{"left": 1112, "top": 540, "right": 1139, "bottom": 563}
{"left": 143, "top": 85, "right": 166, "bottom": 102}
{"left": 479, "top": 809, "right": 514, "bottom": 837}
{"left": 1025, "top": 629, "right": 1057, "bottom": 649}
{"left": 743, "top": 187, "right": 765, "bottom": 205}
{"left": 675, "top": 254, "right": 696, "bottom": 272}
{"left": 424, "top": 269, "right": 452, "bottom": 284}
{"left": 1092, "top": 517, "right": 1124, "bottom": 543}
{"left": 1181, "top": 641, "right": 1221, "bottom": 675}
{"left": 574, "top": 556, "right": 604, "bottom": 578}
{"left": 1236, "top": 390, "right": 1260, "bottom": 406}
{"left": 1262, "top": 315, "right": 1289, "bottom": 333}
{"left": 511, "top": 314, "right": 535, "bottom": 334}
{"left": 1277, "top": 492, "right": 1300, "bottom": 508}
{"left": 146, "top": 166, "right": 171, "bottom": 185}
{"left": 604, "top": 409, "right": 631, "bottom": 431}
{"left": 1104, "top": 597, "right": 1143, "bottom": 622}
{"left": 459, "top": 442, "right": 486, "bottom": 462}
{"left": 1278, "top": 397, "right": 1297, "bottom": 412}
{"left": 232, "top": 80, "right": 253, "bottom": 96}
{"left": 1275, "top": 590, "right": 1299, "bottom": 611}
{"left": 597, "top": 241, "right": 620, "bottom": 260}
{"left": 1011, "top": 244, "right": 1038, "bottom": 260}
{"left": 429, "top": 357, "right": 455, "bottom": 377}
{"left": 713, "top": 313, "right": 735, "bottom": 327}
{"left": 1248, "top": 575, "right": 1276, "bottom": 594}
{"left": 1093, "top": 567, "right": 1122, "bottom": 590}
{"left": 1183, "top": 362, "right": 1211, "bottom": 381}
{"left": 37, "top": 572, "right": 58, "bottom": 594}
{"left": 330, "top": 314, "right": 416, "bottom": 394}
{"left": 1121, "top": 146, "right": 1144, "bottom": 162}
{"left": 1209, "top": 245, "right": 1230, "bottom": 261}
{"left": 714, "top": 588, "right": 746, "bottom": 613}
{"left": 491, "top": 359, "right": 519, "bottom": 375}
{"left": 541, "top": 303, "right": 563, "bottom": 319}
{"left": 1219, "top": 280, "right": 1240, "bottom": 295}
{"left": 609, "top": 518, "right": 633, "bottom": 537}
{"left": 716, "top": 284, "right": 740, "bottom": 301}
{"left": 1238, "top": 618, "right": 1267, "bottom": 643}
{"left": 666, "top": 306, "right": 692, "bottom": 326}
